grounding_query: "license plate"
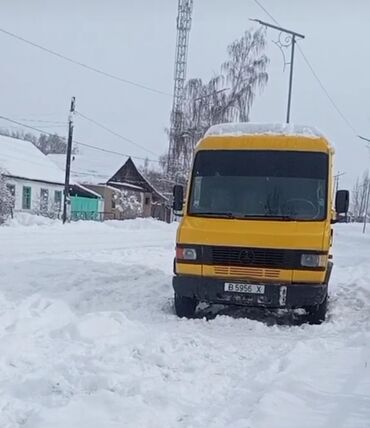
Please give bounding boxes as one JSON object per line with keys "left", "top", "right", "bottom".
{"left": 224, "top": 282, "right": 265, "bottom": 294}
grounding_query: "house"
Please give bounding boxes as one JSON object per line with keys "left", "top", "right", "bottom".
{"left": 105, "top": 157, "right": 170, "bottom": 222}
{"left": 0, "top": 135, "right": 65, "bottom": 216}
{"left": 49, "top": 150, "right": 170, "bottom": 222}
{"left": 0, "top": 135, "right": 102, "bottom": 219}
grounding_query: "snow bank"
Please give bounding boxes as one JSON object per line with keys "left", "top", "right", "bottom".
{"left": 4, "top": 212, "right": 173, "bottom": 231}
{"left": 0, "top": 221, "right": 369, "bottom": 427}
{"left": 205, "top": 122, "right": 326, "bottom": 139}
{"left": 4, "top": 212, "right": 60, "bottom": 227}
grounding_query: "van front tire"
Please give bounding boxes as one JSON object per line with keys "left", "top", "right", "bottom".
{"left": 174, "top": 293, "right": 197, "bottom": 318}
{"left": 305, "top": 295, "right": 328, "bottom": 325}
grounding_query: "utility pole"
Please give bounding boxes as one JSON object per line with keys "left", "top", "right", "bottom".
{"left": 363, "top": 181, "right": 370, "bottom": 234}
{"left": 250, "top": 19, "right": 305, "bottom": 123}
{"left": 334, "top": 171, "right": 346, "bottom": 194}
{"left": 62, "top": 96, "right": 76, "bottom": 224}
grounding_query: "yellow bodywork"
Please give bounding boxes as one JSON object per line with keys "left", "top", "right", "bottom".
{"left": 175, "top": 133, "right": 334, "bottom": 285}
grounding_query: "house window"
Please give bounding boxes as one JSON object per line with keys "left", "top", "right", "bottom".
{"left": 22, "top": 186, "right": 32, "bottom": 210}
{"left": 40, "top": 189, "right": 49, "bottom": 212}
{"left": 6, "top": 184, "right": 15, "bottom": 207}
{"left": 112, "top": 197, "right": 116, "bottom": 209}
{"left": 145, "top": 197, "right": 150, "bottom": 205}
{"left": 54, "top": 190, "right": 62, "bottom": 210}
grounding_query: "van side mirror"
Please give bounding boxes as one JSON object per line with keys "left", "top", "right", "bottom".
{"left": 335, "top": 190, "right": 349, "bottom": 214}
{"left": 173, "top": 185, "right": 184, "bottom": 214}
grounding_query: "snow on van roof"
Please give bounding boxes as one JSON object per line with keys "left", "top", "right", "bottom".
{"left": 205, "top": 122, "right": 325, "bottom": 139}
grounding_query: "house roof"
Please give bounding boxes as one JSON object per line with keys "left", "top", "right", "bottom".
{"left": 49, "top": 149, "right": 167, "bottom": 202}
{"left": 107, "top": 181, "right": 144, "bottom": 191}
{"left": 73, "top": 183, "right": 102, "bottom": 198}
{"left": 109, "top": 158, "right": 167, "bottom": 202}
{"left": 0, "top": 135, "right": 65, "bottom": 185}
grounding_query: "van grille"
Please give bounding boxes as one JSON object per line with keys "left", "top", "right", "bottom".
{"left": 213, "top": 266, "right": 281, "bottom": 279}
{"left": 212, "top": 246, "right": 286, "bottom": 268}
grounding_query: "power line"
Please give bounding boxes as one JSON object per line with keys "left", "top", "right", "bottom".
{"left": 73, "top": 140, "right": 160, "bottom": 163}
{"left": 0, "top": 114, "right": 160, "bottom": 164}
{"left": 253, "top": 0, "right": 279, "bottom": 25}
{"left": 295, "top": 46, "right": 357, "bottom": 134}
{"left": 16, "top": 118, "right": 67, "bottom": 124}
{"left": 0, "top": 27, "right": 172, "bottom": 97}
{"left": 75, "top": 111, "right": 158, "bottom": 157}
{"left": 252, "top": 0, "right": 358, "bottom": 135}
{"left": 0, "top": 115, "right": 62, "bottom": 135}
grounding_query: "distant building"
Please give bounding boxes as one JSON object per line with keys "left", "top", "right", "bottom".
{"left": 0, "top": 135, "right": 101, "bottom": 219}
{"left": 0, "top": 135, "right": 65, "bottom": 216}
{"left": 49, "top": 152, "right": 170, "bottom": 222}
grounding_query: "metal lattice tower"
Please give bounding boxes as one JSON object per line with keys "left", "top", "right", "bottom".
{"left": 167, "top": 0, "right": 193, "bottom": 180}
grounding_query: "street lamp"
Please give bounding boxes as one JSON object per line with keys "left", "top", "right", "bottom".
{"left": 250, "top": 18, "right": 305, "bottom": 124}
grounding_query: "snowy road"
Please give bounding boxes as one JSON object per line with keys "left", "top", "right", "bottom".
{"left": 0, "top": 217, "right": 369, "bottom": 427}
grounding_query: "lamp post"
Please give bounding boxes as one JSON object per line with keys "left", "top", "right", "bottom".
{"left": 250, "top": 19, "right": 305, "bottom": 123}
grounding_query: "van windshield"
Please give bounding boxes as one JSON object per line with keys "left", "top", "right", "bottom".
{"left": 189, "top": 150, "right": 328, "bottom": 221}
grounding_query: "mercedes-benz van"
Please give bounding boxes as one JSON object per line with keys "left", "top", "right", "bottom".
{"left": 172, "top": 123, "right": 349, "bottom": 324}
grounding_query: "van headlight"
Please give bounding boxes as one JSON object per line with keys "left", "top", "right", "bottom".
{"left": 176, "top": 247, "right": 197, "bottom": 261}
{"left": 301, "top": 254, "right": 326, "bottom": 268}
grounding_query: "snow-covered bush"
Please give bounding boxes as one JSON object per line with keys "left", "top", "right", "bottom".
{"left": 114, "top": 190, "right": 143, "bottom": 219}
{"left": 0, "top": 171, "right": 13, "bottom": 223}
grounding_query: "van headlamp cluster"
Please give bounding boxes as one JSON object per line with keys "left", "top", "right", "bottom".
{"left": 176, "top": 247, "right": 197, "bottom": 261}
{"left": 301, "top": 254, "right": 326, "bottom": 268}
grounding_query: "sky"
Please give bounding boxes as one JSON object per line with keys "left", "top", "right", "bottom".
{"left": 0, "top": 0, "right": 369, "bottom": 189}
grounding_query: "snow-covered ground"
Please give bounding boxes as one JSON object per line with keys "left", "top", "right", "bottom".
{"left": 0, "top": 216, "right": 369, "bottom": 428}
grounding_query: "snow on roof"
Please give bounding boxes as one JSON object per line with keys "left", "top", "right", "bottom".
{"left": 107, "top": 181, "right": 144, "bottom": 191}
{"left": 48, "top": 148, "right": 127, "bottom": 185}
{"left": 205, "top": 122, "right": 326, "bottom": 139}
{"left": 0, "top": 135, "right": 65, "bottom": 184}
{"left": 74, "top": 183, "right": 102, "bottom": 198}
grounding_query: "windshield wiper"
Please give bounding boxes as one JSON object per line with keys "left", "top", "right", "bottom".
{"left": 192, "top": 212, "right": 237, "bottom": 218}
{"left": 243, "top": 214, "right": 296, "bottom": 221}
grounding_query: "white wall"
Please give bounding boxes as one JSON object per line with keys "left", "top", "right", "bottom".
{"left": 5, "top": 177, "right": 64, "bottom": 215}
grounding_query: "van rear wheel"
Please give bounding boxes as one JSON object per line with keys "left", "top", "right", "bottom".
{"left": 305, "top": 295, "right": 328, "bottom": 325}
{"left": 174, "top": 293, "right": 197, "bottom": 318}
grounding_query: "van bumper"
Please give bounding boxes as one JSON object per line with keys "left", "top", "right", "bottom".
{"left": 172, "top": 275, "right": 328, "bottom": 308}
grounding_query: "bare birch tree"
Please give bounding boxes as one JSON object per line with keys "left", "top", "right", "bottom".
{"left": 352, "top": 171, "right": 369, "bottom": 220}
{"left": 179, "top": 27, "right": 269, "bottom": 175}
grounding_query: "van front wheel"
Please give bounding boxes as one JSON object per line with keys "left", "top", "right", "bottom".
{"left": 305, "top": 295, "right": 328, "bottom": 325}
{"left": 174, "top": 293, "right": 197, "bottom": 318}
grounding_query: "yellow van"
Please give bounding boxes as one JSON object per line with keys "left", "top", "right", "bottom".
{"left": 172, "top": 123, "right": 349, "bottom": 324}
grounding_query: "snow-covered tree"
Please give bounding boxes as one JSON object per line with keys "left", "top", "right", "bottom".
{"left": 172, "top": 27, "right": 269, "bottom": 180}
{"left": 352, "top": 171, "right": 369, "bottom": 219}
{"left": 0, "top": 128, "right": 74, "bottom": 155}
{"left": 0, "top": 171, "right": 13, "bottom": 223}
{"left": 31, "top": 193, "right": 62, "bottom": 219}
{"left": 222, "top": 27, "right": 269, "bottom": 122}
{"left": 114, "top": 190, "right": 143, "bottom": 218}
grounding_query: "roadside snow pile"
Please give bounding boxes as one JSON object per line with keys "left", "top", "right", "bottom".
{"left": 0, "top": 221, "right": 369, "bottom": 427}
{"left": 205, "top": 122, "right": 325, "bottom": 139}
{"left": 4, "top": 212, "right": 172, "bottom": 231}
{"left": 5, "top": 212, "right": 60, "bottom": 227}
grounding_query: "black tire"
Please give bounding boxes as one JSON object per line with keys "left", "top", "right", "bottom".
{"left": 305, "top": 295, "right": 328, "bottom": 325}
{"left": 174, "top": 293, "right": 197, "bottom": 318}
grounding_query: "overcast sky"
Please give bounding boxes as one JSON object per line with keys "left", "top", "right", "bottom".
{"left": 1, "top": 0, "right": 369, "bottom": 189}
